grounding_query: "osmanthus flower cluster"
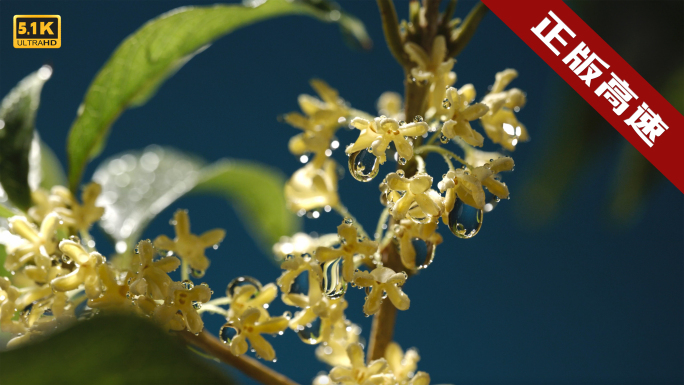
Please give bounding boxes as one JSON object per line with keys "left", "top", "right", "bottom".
{"left": 0, "top": 1, "right": 527, "bottom": 384}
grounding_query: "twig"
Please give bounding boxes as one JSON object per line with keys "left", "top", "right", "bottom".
{"left": 181, "top": 331, "right": 301, "bottom": 385}
{"left": 377, "top": 0, "right": 410, "bottom": 67}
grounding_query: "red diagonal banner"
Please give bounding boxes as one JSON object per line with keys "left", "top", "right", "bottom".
{"left": 481, "top": 0, "right": 684, "bottom": 194}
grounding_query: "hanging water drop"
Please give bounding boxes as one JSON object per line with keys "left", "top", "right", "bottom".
{"left": 411, "top": 238, "right": 435, "bottom": 269}
{"left": 226, "top": 276, "right": 262, "bottom": 298}
{"left": 407, "top": 203, "right": 432, "bottom": 224}
{"left": 343, "top": 217, "right": 353, "bottom": 225}
{"left": 320, "top": 258, "right": 347, "bottom": 299}
{"left": 398, "top": 157, "right": 407, "bottom": 166}
{"left": 297, "top": 318, "right": 323, "bottom": 344}
{"left": 397, "top": 170, "right": 405, "bottom": 178}
{"left": 219, "top": 323, "right": 239, "bottom": 344}
{"left": 181, "top": 280, "right": 194, "bottom": 290}
{"left": 191, "top": 268, "right": 205, "bottom": 279}
{"left": 348, "top": 149, "right": 380, "bottom": 182}
{"left": 448, "top": 198, "right": 483, "bottom": 239}
{"left": 413, "top": 115, "right": 424, "bottom": 123}
{"left": 442, "top": 98, "right": 452, "bottom": 109}
{"left": 440, "top": 134, "right": 450, "bottom": 144}
{"left": 192, "top": 301, "right": 202, "bottom": 310}
{"left": 62, "top": 254, "right": 71, "bottom": 264}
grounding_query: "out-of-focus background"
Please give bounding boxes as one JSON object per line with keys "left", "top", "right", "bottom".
{"left": 1, "top": 0, "right": 682, "bottom": 384}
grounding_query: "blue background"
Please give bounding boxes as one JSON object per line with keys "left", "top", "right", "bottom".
{"left": 1, "top": 1, "right": 682, "bottom": 384}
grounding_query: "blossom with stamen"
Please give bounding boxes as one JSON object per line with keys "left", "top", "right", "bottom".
{"left": 315, "top": 223, "right": 377, "bottom": 283}
{"left": 385, "top": 172, "right": 440, "bottom": 220}
{"left": 345, "top": 117, "right": 428, "bottom": 165}
{"left": 480, "top": 69, "right": 529, "bottom": 151}
{"left": 441, "top": 85, "right": 489, "bottom": 145}
{"left": 353, "top": 267, "right": 410, "bottom": 316}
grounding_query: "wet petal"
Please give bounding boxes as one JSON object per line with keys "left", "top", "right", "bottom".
{"left": 315, "top": 246, "right": 344, "bottom": 262}
{"left": 153, "top": 235, "right": 175, "bottom": 251}
{"left": 230, "top": 333, "right": 249, "bottom": 356}
{"left": 363, "top": 286, "right": 384, "bottom": 315}
{"left": 353, "top": 271, "right": 375, "bottom": 287}
{"left": 385, "top": 285, "right": 410, "bottom": 311}
{"left": 255, "top": 316, "right": 289, "bottom": 334}
{"left": 200, "top": 229, "right": 225, "bottom": 248}
{"left": 248, "top": 333, "right": 276, "bottom": 361}
{"left": 174, "top": 210, "right": 190, "bottom": 236}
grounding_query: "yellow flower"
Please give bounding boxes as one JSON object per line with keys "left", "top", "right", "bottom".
{"left": 394, "top": 219, "right": 443, "bottom": 270}
{"left": 53, "top": 182, "right": 105, "bottom": 231}
{"left": 404, "top": 35, "right": 453, "bottom": 83}
{"left": 284, "top": 159, "right": 340, "bottom": 212}
{"left": 440, "top": 85, "right": 489, "bottom": 146}
{"left": 0, "top": 277, "right": 27, "bottom": 334}
{"left": 153, "top": 209, "right": 225, "bottom": 272}
{"left": 272, "top": 232, "right": 340, "bottom": 260}
{"left": 480, "top": 69, "right": 529, "bottom": 151}
{"left": 353, "top": 267, "right": 410, "bottom": 316}
{"left": 284, "top": 79, "right": 349, "bottom": 159}
{"left": 227, "top": 281, "right": 278, "bottom": 320}
{"left": 315, "top": 223, "right": 377, "bottom": 283}
{"left": 329, "top": 342, "right": 392, "bottom": 385}
{"left": 50, "top": 240, "right": 104, "bottom": 299}
{"left": 385, "top": 342, "right": 430, "bottom": 385}
{"left": 228, "top": 307, "right": 289, "bottom": 361}
{"left": 439, "top": 157, "right": 515, "bottom": 211}
{"left": 27, "top": 189, "right": 67, "bottom": 223}
{"left": 377, "top": 92, "right": 404, "bottom": 121}
{"left": 154, "top": 281, "right": 212, "bottom": 334}
{"left": 345, "top": 117, "right": 428, "bottom": 164}
{"left": 316, "top": 321, "right": 362, "bottom": 367}
{"left": 129, "top": 240, "right": 180, "bottom": 300}
{"left": 6, "top": 213, "right": 60, "bottom": 271}
{"left": 87, "top": 264, "right": 133, "bottom": 311}
{"left": 278, "top": 254, "right": 323, "bottom": 306}
{"left": 385, "top": 172, "right": 440, "bottom": 220}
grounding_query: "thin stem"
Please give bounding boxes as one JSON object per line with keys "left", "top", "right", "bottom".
{"left": 333, "top": 203, "right": 370, "bottom": 240}
{"left": 415, "top": 145, "right": 473, "bottom": 169}
{"left": 197, "top": 303, "right": 228, "bottom": 316}
{"left": 442, "top": 154, "right": 455, "bottom": 171}
{"left": 205, "top": 296, "right": 232, "bottom": 307}
{"left": 414, "top": 155, "right": 426, "bottom": 173}
{"left": 377, "top": 0, "right": 409, "bottom": 67}
{"left": 181, "top": 259, "right": 189, "bottom": 281}
{"left": 80, "top": 230, "right": 95, "bottom": 252}
{"left": 181, "top": 331, "right": 301, "bottom": 385}
{"left": 425, "top": 130, "right": 441, "bottom": 146}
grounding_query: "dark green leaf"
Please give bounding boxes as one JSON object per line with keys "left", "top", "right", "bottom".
{"left": 0, "top": 314, "right": 232, "bottom": 385}
{"left": 66, "top": 0, "right": 371, "bottom": 191}
{"left": 0, "top": 204, "right": 14, "bottom": 218}
{"left": 38, "top": 137, "right": 67, "bottom": 190}
{"left": 0, "top": 66, "right": 51, "bottom": 210}
{"left": 0, "top": 244, "right": 9, "bottom": 278}
{"left": 193, "top": 159, "right": 302, "bottom": 250}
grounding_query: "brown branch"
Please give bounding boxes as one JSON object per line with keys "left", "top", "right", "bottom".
{"left": 421, "top": 0, "right": 442, "bottom": 50}
{"left": 367, "top": 295, "right": 398, "bottom": 362}
{"left": 181, "top": 331, "right": 301, "bottom": 385}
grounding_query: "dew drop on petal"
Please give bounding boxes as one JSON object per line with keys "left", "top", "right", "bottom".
{"left": 413, "top": 115, "right": 423, "bottom": 123}
{"left": 226, "top": 276, "right": 262, "bottom": 298}
{"left": 440, "top": 134, "right": 450, "bottom": 144}
{"left": 442, "top": 98, "right": 452, "bottom": 109}
{"left": 192, "top": 301, "right": 202, "bottom": 310}
{"left": 181, "top": 280, "right": 194, "bottom": 290}
{"left": 191, "top": 268, "right": 205, "bottom": 279}
{"left": 448, "top": 198, "right": 483, "bottom": 239}
{"left": 348, "top": 149, "right": 380, "bottom": 182}
{"left": 219, "top": 322, "right": 238, "bottom": 344}
{"left": 398, "top": 157, "right": 407, "bottom": 166}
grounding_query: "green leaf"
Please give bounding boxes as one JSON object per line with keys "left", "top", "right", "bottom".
{"left": 0, "top": 244, "right": 9, "bottom": 278}
{"left": 0, "top": 314, "right": 233, "bottom": 385}
{"left": 93, "top": 146, "right": 204, "bottom": 252}
{"left": 192, "top": 159, "right": 302, "bottom": 249}
{"left": 38, "top": 137, "right": 68, "bottom": 190}
{"left": 67, "top": 0, "right": 371, "bottom": 191}
{"left": 93, "top": 147, "right": 300, "bottom": 255}
{"left": 0, "top": 66, "right": 52, "bottom": 210}
{"left": 0, "top": 203, "right": 14, "bottom": 218}
{"left": 448, "top": 2, "right": 488, "bottom": 58}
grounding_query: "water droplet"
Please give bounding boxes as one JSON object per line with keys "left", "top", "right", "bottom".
{"left": 290, "top": 271, "right": 309, "bottom": 295}
{"left": 219, "top": 323, "right": 238, "bottom": 344}
{"left": 192, "top": 301, "right": 202, "bottom": 310}
{"left": 440, "top": 134, "right": 450, "bottom": 144}
{"left": 69, "top": 235, "right": 81, "bottom": 244}
{"left": 398, "top": 120, "right": 406, "bottom": 126}
{"left": 181, "top": 280, "right": 194, "bottom": 290}
{"left": 343, "top": 217, "right": 353, "bottom": 225}
{"left": 283, "top": 311, "right": 292, "bottom": 320}
{"left": 200, "top": 282, "right": 214, "bottom": 295}
{"left": 191, "top": 268, "right": 205, "bottom": 279}
{"left": 407, "top": 202, "right": 432, "bottom": 224}
{"left": 411, "top": 238, "right": 435, "bottom": 269}
{"left": 297, "top": 318, "right": 323, "bottom": 344}
{"left": 442, "top": 98, "right": 452, "bottom": 109}
{"left": 272, "top": 358, "right": 278, "bottom": 363}
{"left": 320, "top": 258, "right": 347, "bottom": 299}
{"left": 398, "top": 157, "right": 407, "bottom": 166}
{"left": 62, "top": 254, "right": 72, "bottom": 264}
{"left": 483, "top": 189, "right": 501, "bottom": 213}
{"left": 226, "top": 276, "right": 262, "bottom": 298}
{"left": 413, "top": 115, "right": 423, "bottom": 123}
{"left": 126, "top": 292, "right": 131, "bottom": 299}
{"left": 448, "top": 198, "right": 483, "bottom": 239}
{"left": 397, "top": 170, "right": 405, "bottom": 178}
{"left": 348, "top": 149, "right": 380, "bottom": 182}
